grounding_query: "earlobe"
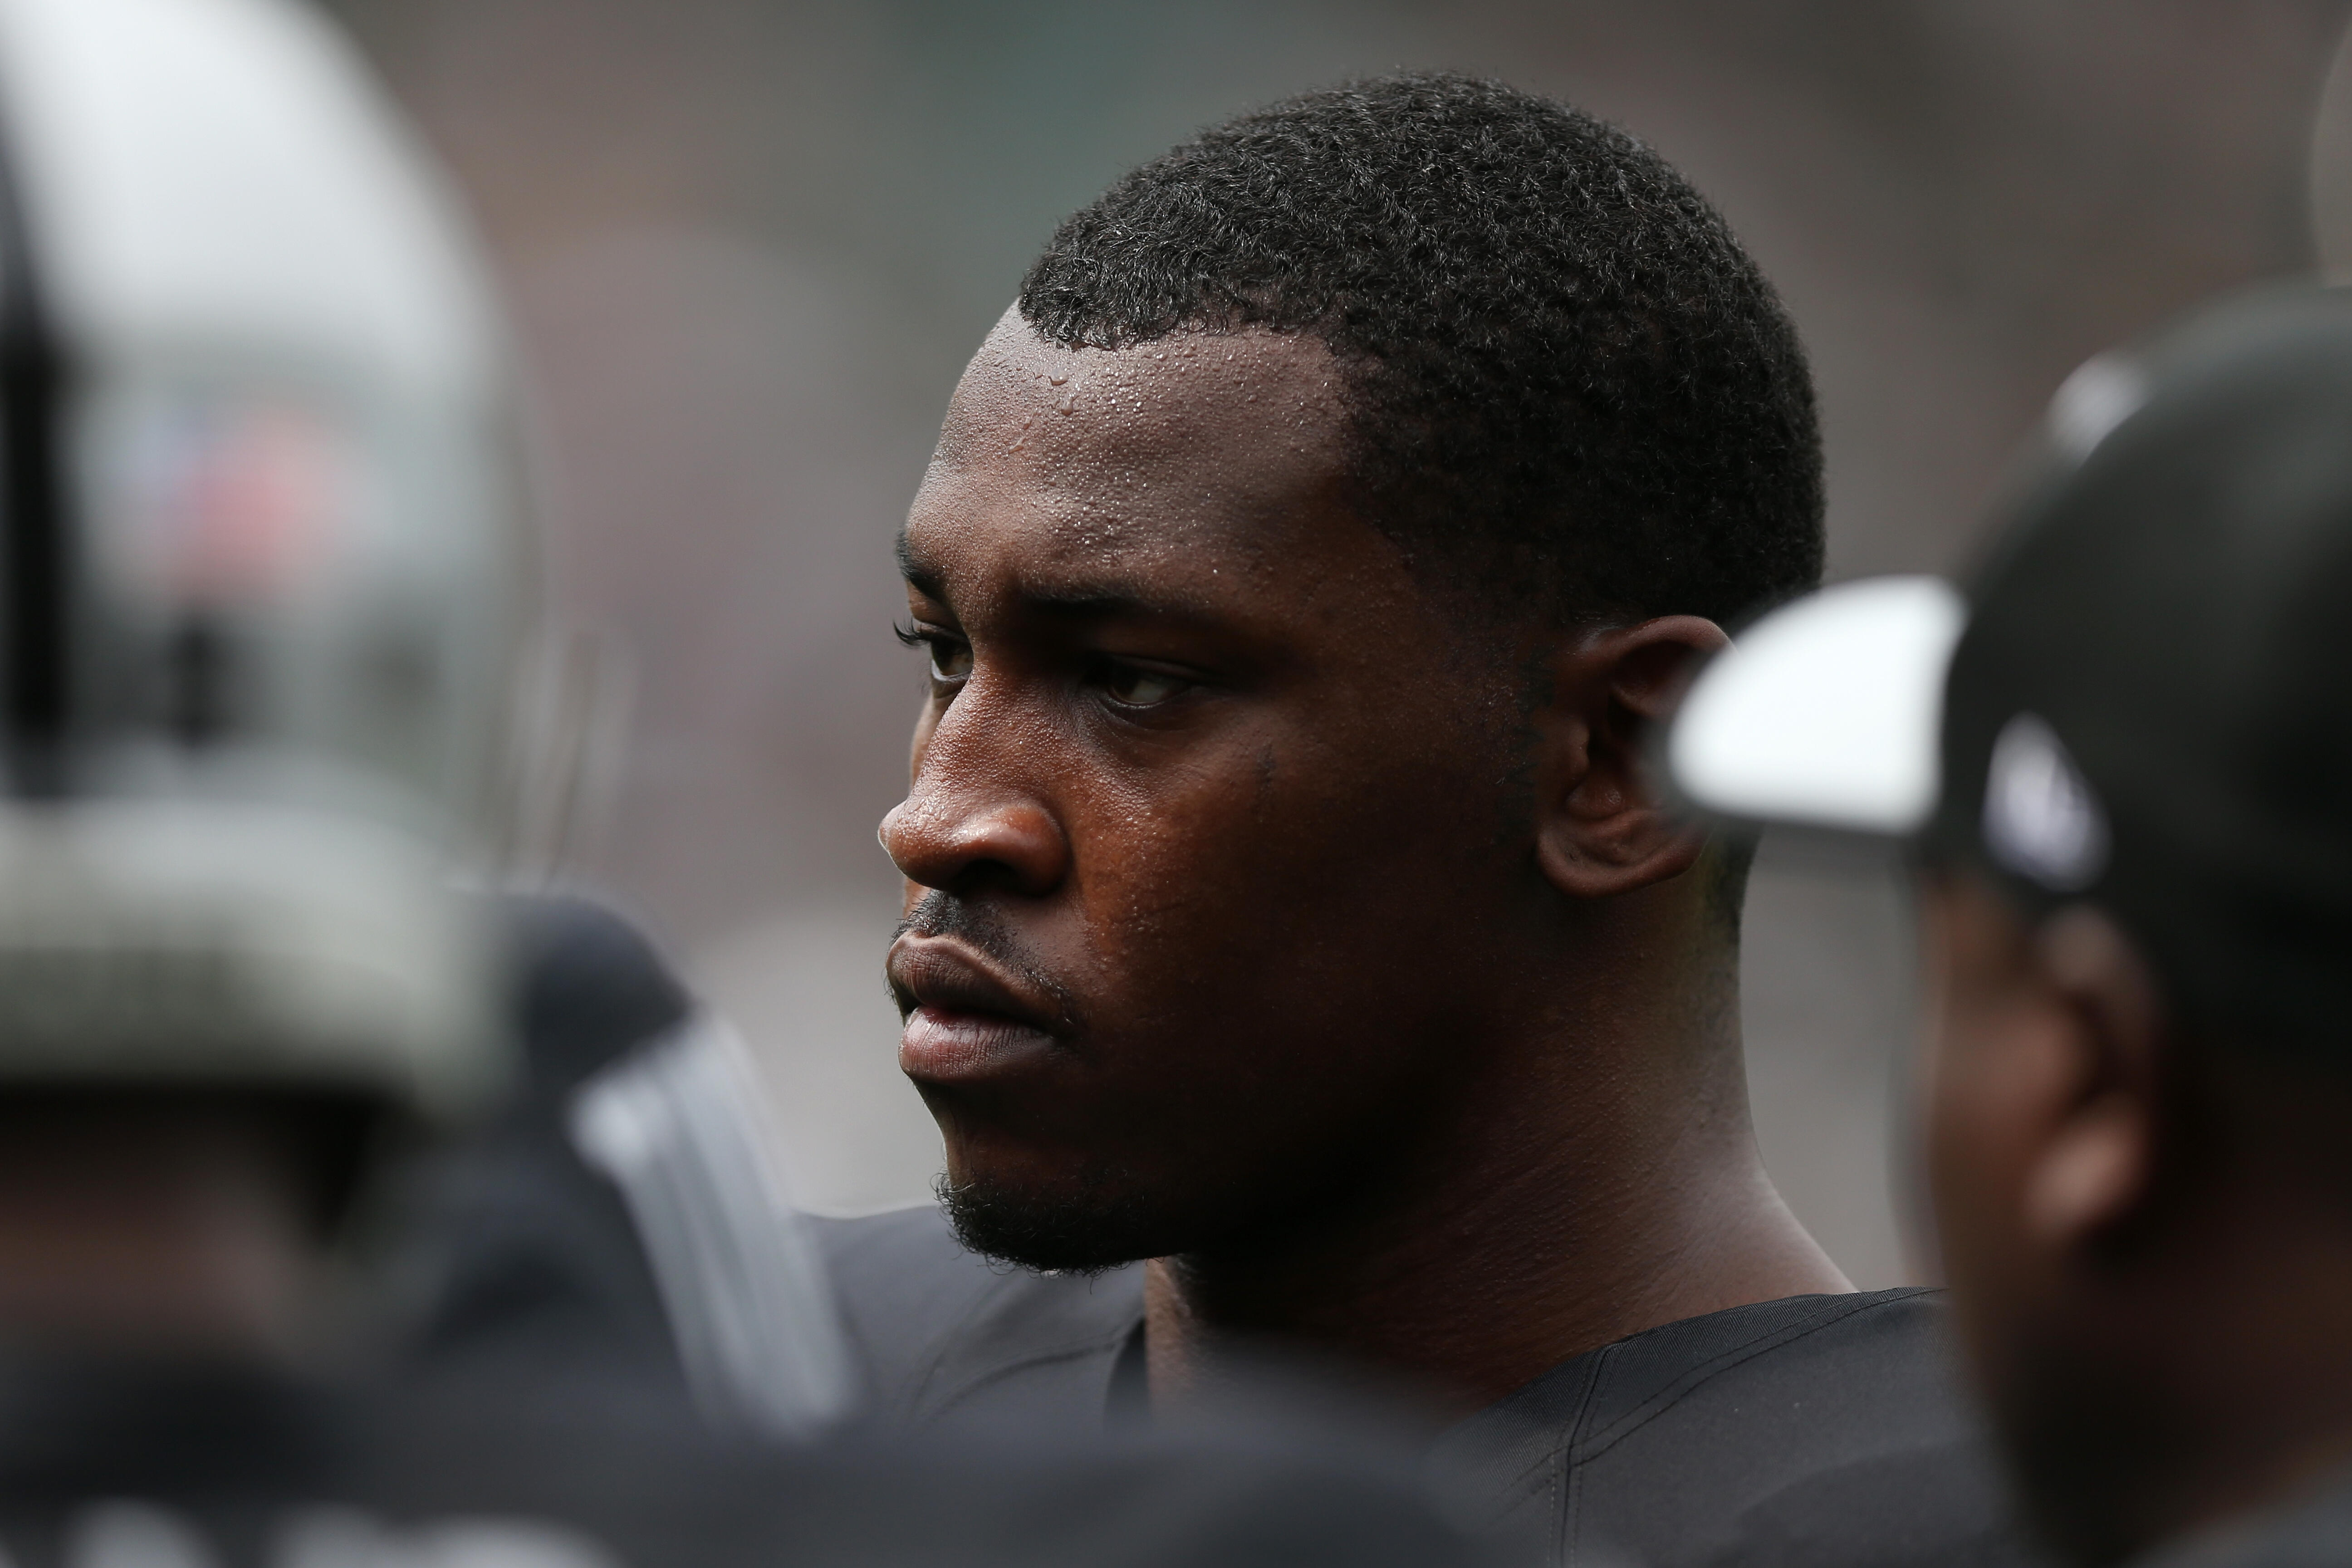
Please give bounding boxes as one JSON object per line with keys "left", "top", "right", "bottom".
{"left": 1531, "top": 617, "right": 1726, "bottom": 899}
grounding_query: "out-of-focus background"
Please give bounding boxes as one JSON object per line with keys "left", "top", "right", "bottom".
{"left": 326, "top": 0, "right": 2351, "bottom": 1284}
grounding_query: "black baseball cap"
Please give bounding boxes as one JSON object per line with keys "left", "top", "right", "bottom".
{"left": 1670, "top": 283, "right": 2352, "bottom": 1061}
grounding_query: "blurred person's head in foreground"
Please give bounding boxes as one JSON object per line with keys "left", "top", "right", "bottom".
{"left": 1671, "top": 284, "right": 2352, "bottom": 1567}
{"left": 0, "top": 0, "right": 521, "bottom": 1363}
{"left": 884, "top": 71, "right": 1847, "bottom": 1407}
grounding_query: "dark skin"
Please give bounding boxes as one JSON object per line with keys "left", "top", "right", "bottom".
{"left": 883, "top": 311, "right": 1845, "bottom": 1414}
{"left": 1922, "top": 869, "right": 2352, "bottom": 1564}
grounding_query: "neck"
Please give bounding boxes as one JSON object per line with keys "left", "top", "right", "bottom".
{"left": 1145, "top": 886, "right": 1849, "bottom": 1416}
{"left": 0, "top": 1117, "right": 315, "bottom": 1363}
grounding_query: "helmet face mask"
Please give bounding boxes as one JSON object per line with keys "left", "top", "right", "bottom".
{"left": 0, "top": 0, "right": 526, "bottom": 1120}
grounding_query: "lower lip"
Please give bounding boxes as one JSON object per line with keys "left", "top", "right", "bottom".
{"left": 900, "top": 1005, "right": 1058, "bottom": 1082}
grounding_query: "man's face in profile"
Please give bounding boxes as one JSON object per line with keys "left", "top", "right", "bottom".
{"left": 882, "top": 311, "right": 1530, "bottom": 1269}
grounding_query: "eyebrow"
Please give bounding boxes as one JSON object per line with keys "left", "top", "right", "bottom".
{"left": 1020, "top": 587, "right": 1164, "bottom": 623}
{"left": 895, "top": 529, "right": 945, "bottom": 601}
{"left": 897, "top": 528, "right": 1214, "bottom": 623}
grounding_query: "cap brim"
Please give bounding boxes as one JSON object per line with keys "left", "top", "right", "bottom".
{"left": 1668, "top": 575, "right": 1965, "bottom": 837}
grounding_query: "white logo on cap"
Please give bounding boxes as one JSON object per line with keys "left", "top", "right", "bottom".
{"left": 1982, "top": 713, "right": 2110, "bottom": 892}
{"left": 2047, "top": 353, "right": 2149, "bottom": 463}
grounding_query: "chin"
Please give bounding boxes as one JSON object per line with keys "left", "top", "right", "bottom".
{"left": 935, "top": 1161, "right": 1191, "bottom": 1274}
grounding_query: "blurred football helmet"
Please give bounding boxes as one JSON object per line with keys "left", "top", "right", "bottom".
{"left": 0, "top": 0, "right": 523, "bottom": 1119}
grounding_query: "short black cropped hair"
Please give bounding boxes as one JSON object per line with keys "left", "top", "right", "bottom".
{"left": 1019, "top": 71, "right": 1824, "bottom": 632}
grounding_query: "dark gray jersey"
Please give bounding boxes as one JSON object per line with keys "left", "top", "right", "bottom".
{"left": 814, "top": 1205, "right": 2047, "bottom": 1568}
{"left": 0, "top": 1355, "right": 1489, "bottom": 1568}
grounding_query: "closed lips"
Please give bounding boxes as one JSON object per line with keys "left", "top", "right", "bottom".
{"left": 887, "top": 941, "right": 1063, "bottom": 1082}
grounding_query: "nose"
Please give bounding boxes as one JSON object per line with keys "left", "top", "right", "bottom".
{"left": 880, "top": 779, "right": 1069, "bottom": 897}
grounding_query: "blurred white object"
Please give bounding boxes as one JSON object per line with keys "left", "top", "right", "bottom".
{"left": 1980, "top": 712, "right": 2109, "bottom": 893}
{"left": 571, "top": 1014, "right": 859, "bottom": 1438}
{"left": 2046, "top": 353, "right": 2149, "bottom": 465}
{"left": 1670, "top": 576, "right": 1965, "bottom": 836}
{"left": 0, "top": 0, "right": 523, "bottom": 1116}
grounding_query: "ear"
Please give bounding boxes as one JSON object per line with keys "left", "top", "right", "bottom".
{"left": 1532, "top": 616, "right": 1728, "bottom": 899}
{"left": 2018, "top": 905, "right": 2170, "bottom": 1252}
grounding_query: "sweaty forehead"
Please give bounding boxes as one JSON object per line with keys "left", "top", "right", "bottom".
{"left": 909, "top": 309, "right": 1355, "bottom": 588}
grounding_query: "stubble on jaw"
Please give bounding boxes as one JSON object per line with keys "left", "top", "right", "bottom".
{"left": 935, "top": 1161, "right": 1170, "bottom": 1275}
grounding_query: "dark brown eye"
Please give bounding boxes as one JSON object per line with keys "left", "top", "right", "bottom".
{"left": 927, "top": 639, "right": 973, "bottom": 684}
{"left": 1100, "top": 662, "right": 1186, "bottom": 706}
{"left": 894, "top": 621, "right": 971, "bottom": 686}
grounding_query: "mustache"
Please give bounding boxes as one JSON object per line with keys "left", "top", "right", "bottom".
{"left": 889, "top": 891, "right": 1083, "bottom": 1030}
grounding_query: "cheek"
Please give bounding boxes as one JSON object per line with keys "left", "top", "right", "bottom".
{"left": 1068, "top": 728, "right": 1491, "bottom": 1034}
{"left": 1069, "top": 752, "right": 1341, "bottom": 980}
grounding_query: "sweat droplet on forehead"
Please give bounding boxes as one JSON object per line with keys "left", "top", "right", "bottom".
{"left": 901, "top": 324, "right": 1406, "bottom": 633}
{"left": 914, "top": 314, "right": 1356, "bottom": 569}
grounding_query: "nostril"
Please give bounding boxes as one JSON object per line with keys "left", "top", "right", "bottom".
{"left": 882, "top": 793, "right": 1068, "bottom": 896}
{"left": 954, "top": 856, "right": 1055, "bottom": 898}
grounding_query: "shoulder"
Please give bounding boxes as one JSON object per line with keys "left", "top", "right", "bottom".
{"left": 1440, "top": 1289, "right": 2036, "bottom": 1568}
{"left": 1592, "top": 1284, "right": 1967, "bottom": 1435}
{"left": 811, "top": 1205, "right": 1143, "bottom": 1430}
